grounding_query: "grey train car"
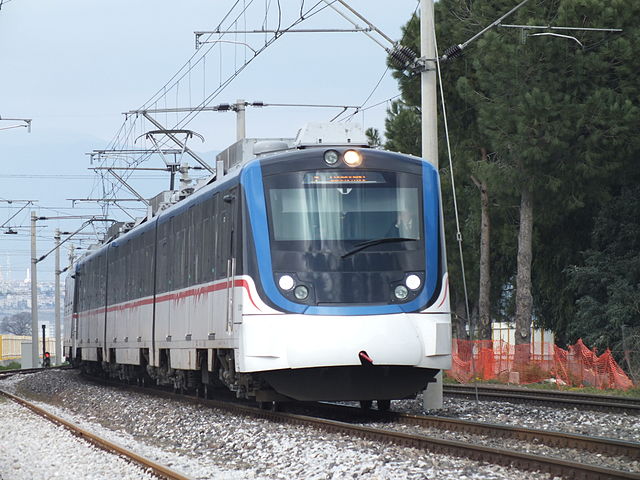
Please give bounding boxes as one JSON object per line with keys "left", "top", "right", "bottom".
{"left": 64, "top": 124, "right": 451, "bottom": 408}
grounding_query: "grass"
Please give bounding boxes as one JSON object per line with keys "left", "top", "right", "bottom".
{"left": 523, "top": 382, "right": 640, "bottom": 398}
{"left": 0, "top": 361, "right": 21, "bottom": 371}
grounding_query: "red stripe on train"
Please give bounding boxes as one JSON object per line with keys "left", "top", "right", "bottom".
{"left": 78, "top": 278, "right": 260, "bottom": 316}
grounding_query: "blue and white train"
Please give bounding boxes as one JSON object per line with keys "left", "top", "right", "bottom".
{"left": 64, "top": 125, "right": 451, "bottom": 408}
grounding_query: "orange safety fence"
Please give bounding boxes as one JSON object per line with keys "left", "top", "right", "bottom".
{"left": 447, "top": 338, "right": 634, "bottom": 390}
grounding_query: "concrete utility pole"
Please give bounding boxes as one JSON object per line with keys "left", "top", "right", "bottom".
{"left": 420, "top": 0, "right": 444, "bottom": 409}
{"left": 235, "top": 99, "right": 246, "bottom": 141}
{"left": 30, "top": 211, "right": 39, "bottom": 367}
{"left": 54, "top": 229, "right": 61, "bottom": 364}
{"left": 421, "top": 0, "right": 438, "bottom": 169}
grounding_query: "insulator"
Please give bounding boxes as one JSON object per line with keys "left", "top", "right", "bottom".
{"left": 441, "top": 44, "right": 463, "bottom": 62}
{"left": 389, "top": 45, "right": 418, "bottom": 70}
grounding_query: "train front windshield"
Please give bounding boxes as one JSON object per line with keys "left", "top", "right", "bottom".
{"left": 261, "top": 165, "right": 431, "bottom": 305}
{"left": 266, "top": 170, "right": 422, "bottom": 245}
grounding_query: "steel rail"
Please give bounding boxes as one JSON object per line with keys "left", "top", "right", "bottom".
{"left": 0, "top": 389, "right": 193, "bottom": 480}
{"left": 0, "top": 365, "right": 71, "bottom": 379}
{"left": 444, "top": 384, "right": 640, "bottom": 413}
{"left": 83, "top": 377, "right": 640, "bottom": 480}
{"left": 309, "top": 403, "right": 640, "bottom": 460}
{"left": 396, "top": 411, "right": 640, "bottom": 459}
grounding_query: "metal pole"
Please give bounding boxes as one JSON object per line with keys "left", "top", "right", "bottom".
{"left": 421, "top": 0, "right": 443, "bottom": 410}
{"left": 54, "top": 229, "right": 61, "bottom": 365}
{"left": 236, "top": 99, "right": 246, "bottom": 141}
{"left": 69, "top": 244, "right": 76, "bottom": 358}
{"left": 30, "top": 212, "right": 39, "bottom": 368}
{"left": 42, "top": 324, "right": 46, "bottom": 360}
{"left": 421, "top": 0, "right": 438, "bottom": 169}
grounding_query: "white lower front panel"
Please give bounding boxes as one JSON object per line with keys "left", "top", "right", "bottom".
{"left": 239, "top": 312, "right": 452, "bottom": 373}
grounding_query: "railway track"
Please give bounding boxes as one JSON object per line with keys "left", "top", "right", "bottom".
{"left": 0, "top": 365, "right": 71, "bottom": 379}
{"left": 85, "top": 377, "right": 639, "bottom": 480}
{"left": 307, "top": 403, "right": 640, "bottom": 459}
{"left": 444, "top": 383, "right": 640, "bottom": 413}
{"left": 0, "top": 388, "right": 192, "bottom": 480}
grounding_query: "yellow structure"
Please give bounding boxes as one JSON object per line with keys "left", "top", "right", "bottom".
{"left": 0, "top": 334, "right": 56, "bottom": 363}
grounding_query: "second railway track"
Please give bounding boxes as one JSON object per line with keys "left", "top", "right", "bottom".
{"left": 444, "top": 383, "right": 640, "bottom": 413}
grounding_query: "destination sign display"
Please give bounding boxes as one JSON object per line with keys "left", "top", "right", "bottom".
{"left": 303, "top": 171, "right": 386, "bottom": 185}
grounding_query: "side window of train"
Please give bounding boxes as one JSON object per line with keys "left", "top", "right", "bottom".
{"left": 197, "top": 194, "right": 215, "bottom": 284}
{"left": 145, "top": 231, "right": 155, "bottom": 297}
{"left": 211, "top": 194, "right": 219, "bottom": 280}
{"left": 157, "top": 220, "right": 169, "bottom": 293}
{"left": 98, "top": 254, "right": 106, "bottom": 308}
{"left": 124, "top": 240, "right": 133, "bottom": 301}
{"left": 135, "top": 233, "right": 146, "bottom": 298}
{"left": 174, "top": 213, "right": 188, "bottom": 290}
{"left": 116, "top": 246, "right": 123, "bottom": 303}
{"left": 85, "top": 259, "right": 92, "bottom": 310}
{"left": 201, "top": 214, "right": 210, "bottom": 283}
{"left": 173, "top": 223, "right": 183, "bottom": 290}
{"left": 167, "top": 217, "right": 176, "bottom": 291}
{"left": 190, "top": 205, "right": 200, "bottom": 285}
{"left": 186, "top": 206, "right": 195, "bottom": 287}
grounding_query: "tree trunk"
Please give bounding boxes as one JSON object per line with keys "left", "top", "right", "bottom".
{"left": 471, "top": 169, "right": 491, "bottom": 342}
{"left": 453, "top": 299, "right": 469, "bottom": 341}
{"left": 514, "top": 186, "right": 534, "bottom": 364}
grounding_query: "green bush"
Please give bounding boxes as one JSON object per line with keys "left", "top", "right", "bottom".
{"left": 0, "top": 362, "right": 21, "bottom": 371}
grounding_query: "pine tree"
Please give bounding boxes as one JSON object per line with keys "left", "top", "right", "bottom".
{"left": 385, "top": 0, "right": 640, "bottom": 355}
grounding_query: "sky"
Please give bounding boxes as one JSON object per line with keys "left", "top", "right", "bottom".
{"left": 0, "top": 0, "right": 421, "bottom": 282}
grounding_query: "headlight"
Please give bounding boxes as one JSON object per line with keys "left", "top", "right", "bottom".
{"left": 278, "top": 275, "right": 294, "bottom": 291}
{"left": 324, "top": 150, "right": 339, "bottom": 165}
{"left": 394, "top": 285, "right": 408, "bottom": 300}
{"left": 294, "top": 285, "right": 309, "bottom": 300}
{"left": 405, "top": 274, "right": 421, "bottom": 290}
{"left": 343, "top": 149, "right": 363, "bottom": 167}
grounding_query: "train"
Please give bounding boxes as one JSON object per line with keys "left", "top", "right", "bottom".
{"left": 64, "top": 124, "right": 452, "bottom": 409}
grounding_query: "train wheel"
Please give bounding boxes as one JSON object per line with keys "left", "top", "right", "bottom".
{"left": 359, "top": 400, "right": 373, "bottom": 410}
{"left": 377, "top": 400, "right": 391, "bottom": 412}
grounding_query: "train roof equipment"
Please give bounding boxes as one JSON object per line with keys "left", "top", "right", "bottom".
{"left": 85, "top": 122, "right": 370, "bottom": 250}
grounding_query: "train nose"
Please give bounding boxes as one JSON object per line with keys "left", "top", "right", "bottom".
{"left": 358, "top": 350, "right": 374, "bottom": 366}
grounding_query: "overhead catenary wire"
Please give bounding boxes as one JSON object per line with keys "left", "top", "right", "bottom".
{"left": 337, "top": 1, "right": 420, "bottom": 125}
{"left": 102, "top": 0, "right": 335, "bottom": 182}
{"left": 95, "top": 1, "right": 331, "bottom": 210}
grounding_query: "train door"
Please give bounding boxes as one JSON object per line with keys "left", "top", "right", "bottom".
{"left": 64, "top": 274, "right": 77, "bottom": 360}
{"left": 222, "top": 187, "right": 238, "bottom": 334}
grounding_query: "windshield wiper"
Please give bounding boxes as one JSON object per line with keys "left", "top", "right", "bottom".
{"left": 341, "top": 237, "right": 417, "bottom": 259}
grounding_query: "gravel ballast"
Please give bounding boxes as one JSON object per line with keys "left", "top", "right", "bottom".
{"left": 4, "top": 369, "right": 633, "bottom": 479}
{"left": 0, "top": 395, "right": 157, "bottom": 480}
